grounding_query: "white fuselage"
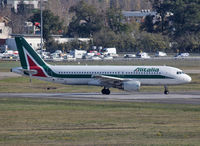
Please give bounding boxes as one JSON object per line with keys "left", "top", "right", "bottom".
{"left": 12, "top": 65, "right": 192, "bottom": 87}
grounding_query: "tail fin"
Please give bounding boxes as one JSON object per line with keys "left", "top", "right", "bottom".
{"left": 15, "top": 37, "right": 49, "bottom": 77}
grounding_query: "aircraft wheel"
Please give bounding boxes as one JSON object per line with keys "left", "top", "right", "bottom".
{"left": 105, "top": 89, "right": 110, "bottom": 95}
{"left": 164, "top": 90, "right": 169, "bottom": 95}
{"left": 101, "top": 88, "right": 106, "bottom": 94}
{"left": 164, "top": 85, "right": 169, "bottom": 95}
{"left": 101, "top": 88, "right": 110, "bottom": 95}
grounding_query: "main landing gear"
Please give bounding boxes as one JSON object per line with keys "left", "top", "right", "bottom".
{"left": 101, "top": 87, "right": 110, "bottom": 95}
{"left": 164, "top": 85, "right": 169, "bottom": 95}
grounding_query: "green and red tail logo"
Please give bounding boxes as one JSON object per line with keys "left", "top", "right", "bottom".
{"left": 15, "top": 37, "right": 49, "bottom": 77}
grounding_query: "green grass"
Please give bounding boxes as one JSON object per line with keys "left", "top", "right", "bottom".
{"left": 0, "top": 76, "right": 120, "bottom": 93}
{"left": 0, "top": 60, "right": 20, "bottom": 72}
{"left": 0, "top": 74, "right": 199, "bottom": 93}
{"left": 0, "top": 98, "right": 200, "bottom": 145}
{"left": 1, "top": 61, "right": 200, "bottom": 145}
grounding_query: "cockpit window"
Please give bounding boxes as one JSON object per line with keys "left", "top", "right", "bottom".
{"left": 177, "top": 71, "right": 184, "bottom": 74}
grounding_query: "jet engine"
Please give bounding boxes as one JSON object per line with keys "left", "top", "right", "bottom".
{"left": 122, "top": 80, "right": 141, "bottom": 91}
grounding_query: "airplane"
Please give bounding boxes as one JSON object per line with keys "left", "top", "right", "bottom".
{"left": 11, "top": 37, "right": 192, "bottom": 95}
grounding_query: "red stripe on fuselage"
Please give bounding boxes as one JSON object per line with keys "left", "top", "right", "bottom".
{"left": 27, "top": 55, "right": 47, "bottom": 77}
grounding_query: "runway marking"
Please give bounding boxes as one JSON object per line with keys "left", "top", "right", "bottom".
{"left": 6, "top": 126, "right": 137, "bottom": 132}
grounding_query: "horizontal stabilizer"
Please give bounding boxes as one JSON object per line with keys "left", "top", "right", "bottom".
{"left": 19, "top": 69, "right": 37, "bottom": 75}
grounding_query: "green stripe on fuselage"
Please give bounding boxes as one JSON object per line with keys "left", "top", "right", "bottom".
{"left": 48, "top": 74, "right": 172, "bottom": 79}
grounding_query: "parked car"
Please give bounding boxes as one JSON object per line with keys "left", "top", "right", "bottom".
{"left": 136, "top": 52, "right": 150, "bottom": 58}
{"left": 124, "top": 54, "right": 136, "bottom": 58}
{"left": 2, "top": 54, "right": 19, "bottom": 60}
{"left": 54, "top": 50, "right": 62, "bottom": 54}
{"left": 0, "top": 53, "right": 3, "bottom": 59}
{"left": 155, "top": 51, "right": 167, "bottom": 57}
{"left": 103, "top": 56, "right": 113, "bottom": 60}
{"left": 90, "top": 55, "right": 102, "bottom": 60}
{"left": 51, "top": 53, "right": 64, "bottom": 61}
{"left": 108, "top": 53, "right": 119, "bottom": 58}
{"left": 83, "top": 52, "right": 95, "bottom": 59}
{"left": 52, "top": 56, "right": 64, "bottom": 61}
{"left": 101, "top": 48, "right": 117, "bottom": 55}
{"left": 175, "top": 53, "right": 190, "bottom": 58}
{"left": 64, "top": 54, "right": 76, "bottom": 61}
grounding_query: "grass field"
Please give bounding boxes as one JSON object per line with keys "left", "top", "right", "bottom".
{"left": 0, "top": 98, "right": 200, "bottom": 145}
{"left": 1, "top": 60, "right": 200, "bottom": 145}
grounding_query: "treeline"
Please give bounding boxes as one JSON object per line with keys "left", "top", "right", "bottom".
{"left": 43, "top": 0, "right": 200, "bottom": 53}
{"left": 142, "top": 0, "right": 200, "bottom": 53}
{"left": 30, "top": 1, "right": 169, "bottom": 53}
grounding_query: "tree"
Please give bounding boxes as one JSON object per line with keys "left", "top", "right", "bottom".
{"left": 140, "top": 15, "right": 154, "bottom": 33}
{"left": 150, "top": 0, "right": 200, "bottom": 36}
{"left": 30, "top": 10, "right": 65, "bottom": 43}
{"left": 147, "top": 0, "right": 200, "bottom": 52}
{"left": 170, "top": 0, "right": 200, "bottom": 36}
{"left": 45, "top": 39, "right": 64, "bottom": 53}
{"left": 150, "top": 0, "right": 172, "bottom": 33}
{"left": 93, "top": 28, "right": 118, "bottom": 48}
{"left": 116, "top": 33, "right": 137, "bottom": 52}
{"left": 106, "top": 8, "right": 128, "bottom": 33}
{"left": 67, "top": 1, "right": 103, "bottom": 37}
{"left": 173, "top": 32, "right": 200, "bottom": 53}
{"left": 136, "top": 32, "right": 170, "bottom": 52}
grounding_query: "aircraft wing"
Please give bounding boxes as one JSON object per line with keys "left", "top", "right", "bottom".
{"left": 92, "top": 74, "right": 130, "bottom": 87}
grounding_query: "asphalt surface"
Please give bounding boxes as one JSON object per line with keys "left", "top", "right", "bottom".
{"left": 0, "top": 72, "right": 21, "bottom": 79}
{"left": 1, "top": 92, "right": 200, "bottom": 105}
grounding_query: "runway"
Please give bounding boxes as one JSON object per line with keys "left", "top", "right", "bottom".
{"left": 1, "top": 92, "right": 200, "bottom": 105}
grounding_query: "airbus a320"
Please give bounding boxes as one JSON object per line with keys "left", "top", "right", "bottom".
{"left": 11, "top": 37, "right": 192, "bottom": 95}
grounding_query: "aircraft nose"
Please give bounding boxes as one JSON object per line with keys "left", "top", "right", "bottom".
{"left": 186, "top": 75, "right": 192, "bottom": 83}
{"left": 187, "top": 76, "right": 192, "bottom": 82}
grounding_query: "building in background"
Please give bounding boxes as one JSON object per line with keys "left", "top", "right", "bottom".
{"left": 122, "top": 10, "right": 157, "bottom": 23}
{"left": 6, "top": 34, "right": 42, "bottom": 51}
{"left": 0, "top": 16, "right": 12, "bottom": 52}
{"left": 6, "top": 0, "right": 48, "bottom": 13}
{"left": 0, "top": 16, "right": 12, "bottom": 39}
{"left": 6, "top": 34, "right": 91, "bottom": 51}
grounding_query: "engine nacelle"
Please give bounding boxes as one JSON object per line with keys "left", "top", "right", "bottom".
{"left": 123, "top": 81, "right": 141, "bottom": 91}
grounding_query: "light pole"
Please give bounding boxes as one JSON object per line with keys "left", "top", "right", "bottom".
{"left": 40, "top": 0, "right": 43, "bottom": 51}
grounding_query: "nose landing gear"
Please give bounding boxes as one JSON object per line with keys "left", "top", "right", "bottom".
{"left": 101, "top": 87, "right": 110, "bottom": 95}
{"left": 164, "top": 85, "right": 169, "bottom": 95}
